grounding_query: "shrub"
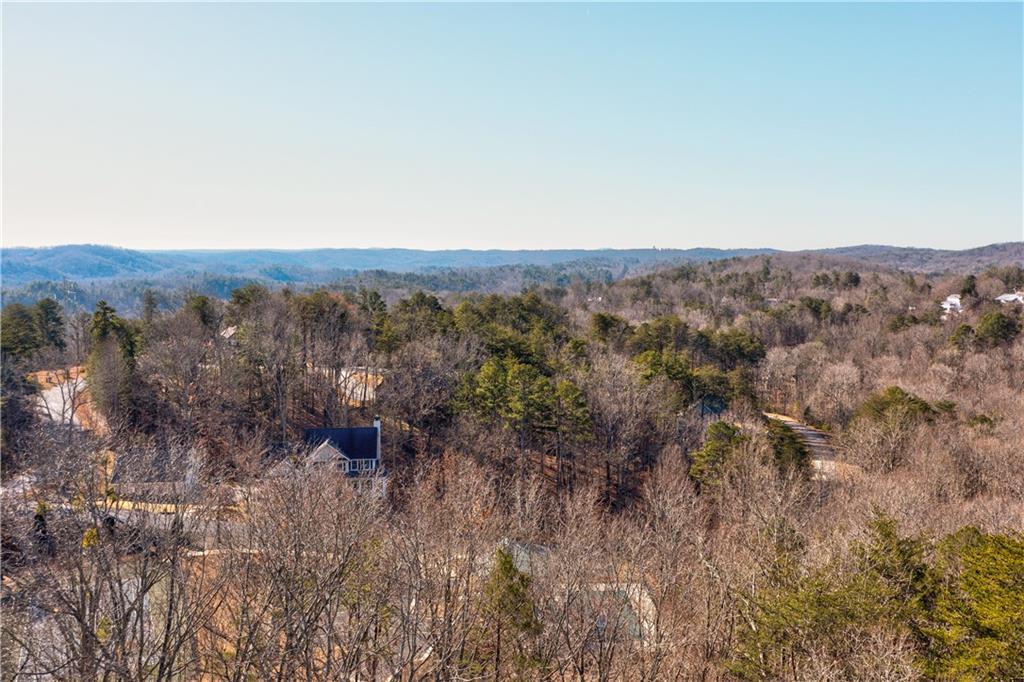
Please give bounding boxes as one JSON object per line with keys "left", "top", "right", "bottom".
{"left": 949, "top": 324, "right": 975, "bottom": 351}
{"left": 924, "top": 529, "right": 1024, "bottom": 679}
{"left": 974, "top": 311, "right": 1020, "bottom": 347}
{"left": 799, "top": 297, "right": 832, "bottom": 323}
{"left": 765, "top": 419, "right": 810, "bottom": 473}
{"left": 855, "top": 386, "right": 935, "bottom": 425}
{"left": 690, "top": 421, "right": 746, "bottom": 487}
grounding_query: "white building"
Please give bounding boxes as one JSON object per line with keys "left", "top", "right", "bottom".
{"left": 940, "top": 294, "right": 962, "bottom": 320}
{"left": 995, "top": 292, "right": 1024, "bottom": 305}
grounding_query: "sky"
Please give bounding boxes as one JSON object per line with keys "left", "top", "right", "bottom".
{"left": 2, "top": 2, "right": 1021, "bottom": 252}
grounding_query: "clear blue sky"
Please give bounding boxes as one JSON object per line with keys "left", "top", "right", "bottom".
{"left": 2, "top": 2, "right": 1021, "bottom": 251}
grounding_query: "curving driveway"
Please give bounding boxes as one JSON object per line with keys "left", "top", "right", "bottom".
{"left": 762, "top": 412, "right": 863, "bottom": 482}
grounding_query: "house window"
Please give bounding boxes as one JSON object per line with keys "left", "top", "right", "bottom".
{"left": 338, "top": 459, "right": 378, "bottom": 474}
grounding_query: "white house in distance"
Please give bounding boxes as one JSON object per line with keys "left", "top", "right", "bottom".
{"left": 995, "top": 291, "right": 1024, "bottom": 305}
{"left": 940, "top": 294, "right": 962, "bottom": 320}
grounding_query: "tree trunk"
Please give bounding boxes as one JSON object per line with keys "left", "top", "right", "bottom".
{"left": 494, "top": 621, "right": 502, "bottom": 682}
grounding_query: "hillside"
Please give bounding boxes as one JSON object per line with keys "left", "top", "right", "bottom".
{"left": 811, "top": 242, "right": 1023, "bottom": 273}
{"left": 4, "top": 245, "right": 1022, "bottom": 680}
{"left": 0, "top": 245, "right": 775, "bottom": 287}
{"left": 4, "top": 243, "right": 1020, "bottom": 291}
{"left": 0, "top": 245, "right": 175, "bottom": 283}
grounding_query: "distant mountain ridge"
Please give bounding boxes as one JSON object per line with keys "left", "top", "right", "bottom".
{"left": 1, "top": 245, "right": 776, "bottom": 286}
{"left": 1, "top": 242, "right": 1021, "bottom": 287}
{"left": 1, "top": 245, "right": 174, "bottom": 284}
{"left": 809, "top": 242, "right": 1023, "bottom": 272}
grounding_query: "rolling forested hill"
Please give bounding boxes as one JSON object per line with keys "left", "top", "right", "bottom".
{"left": 1, "top": 245, "right": 775, "bottom": 286}
{"left": 2, "top": 243, "right": 1021, "bottom": 315}
{"left": 811, "top": 242, "right": 1024, "bottom": 273}
{"left": 4, "top": 243, "right": 1020, "bottom": 290}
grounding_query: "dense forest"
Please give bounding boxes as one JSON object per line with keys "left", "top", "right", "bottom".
{"left": 2, "top": 252, "right": 1023, "bottom": 680}
{"left": 4, "top": 242, "right": 1021, "bottom": 316}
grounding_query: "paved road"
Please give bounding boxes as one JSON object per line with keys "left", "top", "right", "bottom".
{"left": 763, "top": 412, "right": 835, "bottom": 460}
{"left": 763, "top": 412, "right": 863, "bottom": 481}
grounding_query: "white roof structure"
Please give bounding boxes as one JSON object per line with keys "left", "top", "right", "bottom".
{"left": 940, "top": 294, "right": 962, "bottom": 320}
{"left": 941, "top": 294, "right": 962, "bottom": 310}
{"left": 995, "top": 292, "right": 1024, "bottom": 304}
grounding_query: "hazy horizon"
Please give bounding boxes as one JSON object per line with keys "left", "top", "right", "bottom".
{"left": 3, "top": 3, "right": 1022, "bottom": 251}
{"left": 2, "top": 240, "right": 1020, "bottom": 255}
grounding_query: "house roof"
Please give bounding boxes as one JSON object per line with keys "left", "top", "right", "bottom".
{"left": 940, "top": 294, "right": 962, "bottom": 312}
{"left": 304, "top": 427, "right": 378, "bottom": 460}
{"left": 307, "top": 441, "right": 347, "bottom": 465}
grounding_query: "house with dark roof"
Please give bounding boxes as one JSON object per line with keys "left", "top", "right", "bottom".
{"left": 303, "top": 417, "right": 381, "bottom": 476}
